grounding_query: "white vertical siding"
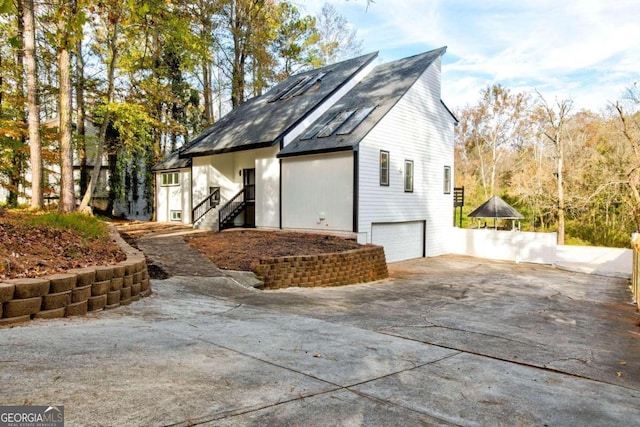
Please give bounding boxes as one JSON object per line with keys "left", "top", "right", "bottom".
{"left": 256, "top": 149, "right": 280, "bottom": 228}
{"left": 156, "top": 174, "right": 168, "bottom": 222}
{"left": 358, "top": 56, "right": 455, "bottom": 257}
{"left": 180, "top": 168, "right": 192, "bottom": 224}
{"left": 282, "top": 152, "right": 353, "bottom": 232}
{"left": 155, "top": 168, "right": 190, "bottom": 224}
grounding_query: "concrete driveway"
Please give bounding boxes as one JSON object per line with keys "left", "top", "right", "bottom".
{"left": 1, "top": 255, "right": 639, "bottom": 426}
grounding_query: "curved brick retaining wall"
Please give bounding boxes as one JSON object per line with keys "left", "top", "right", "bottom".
{"left": 254, "top": 245, "right": 388, "bottom": 290}
{"left": 0, "top": 226, "right": 150, "bottom": 327}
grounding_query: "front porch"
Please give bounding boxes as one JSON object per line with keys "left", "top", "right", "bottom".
{"left": 190, "top": 146, "right": 279, "bottom": 231}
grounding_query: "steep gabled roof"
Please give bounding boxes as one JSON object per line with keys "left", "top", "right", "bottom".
{"left": 468, "top": 195, "right": 524, "bottom": 219}
{"left": 179, "top": 52, "right": 379, "bottom": 158}
{"left": 278, "top": 47, "right": 447, "bottom": 158}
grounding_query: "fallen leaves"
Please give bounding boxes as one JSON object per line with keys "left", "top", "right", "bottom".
{"left": 0, "top": 212, "right": 125, "bottom": 280}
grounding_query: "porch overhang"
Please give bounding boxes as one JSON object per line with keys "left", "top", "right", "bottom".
{"left": 179, "top": 140, "right": 277, "bottom": 158}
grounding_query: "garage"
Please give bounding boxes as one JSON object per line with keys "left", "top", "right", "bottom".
{"left": 371, "top": 221, "right": 425, "bottom": 263}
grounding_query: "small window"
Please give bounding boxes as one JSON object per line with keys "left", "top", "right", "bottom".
{"left": 443, "top": 166, "right": 451, "bottom": 194}
{"left": 161, "top": 171, "right": 179, "bottom": 186}
{"left": 170, "top": 210, "right": 182, "bottom": 221}
{"left": 380, "top": 151, "right": 389, "bottom": 186}
{"left": 404, "top": 160, "right": 414, "bottom": 193}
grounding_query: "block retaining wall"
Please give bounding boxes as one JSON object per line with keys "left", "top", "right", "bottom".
{"left": 254, "top": 245, "right": 388, "bottom": 290}
{"left": 0, "top": 226, "right": 151, "bottom": 327}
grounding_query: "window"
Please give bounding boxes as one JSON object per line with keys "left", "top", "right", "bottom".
{"left": 161, "top": 171, "right": 179, "bottom": 186}
{"left": 170, "top": 210, "right": 182, "bottom": 221}
{"left": 443, "top": 166, "right": 451, "bottom": 194}
{"left": 380, "top": 151, "right": 389, "bottom": 186}
{"left": 404, "top": 160, "right": 414, "bottom": 192}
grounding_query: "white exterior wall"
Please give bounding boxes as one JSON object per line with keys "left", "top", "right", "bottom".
{"left": 156, "top": 168, "right": 191, "bottom": 224}
{"left": 282, "top": 152, "right": 353, "bottom": 232}
{"left": 357, "top": 56, "right": 455, "bottom": 257}
{"left": 450, "top": 228, "right": 557, "bottom": 264}
{"left": 255, "top": 147, "right": 280, "bottom": 228}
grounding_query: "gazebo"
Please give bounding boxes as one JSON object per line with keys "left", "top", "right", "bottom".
{"left": 468, "top": 195, "right": 524, "bottom": 230}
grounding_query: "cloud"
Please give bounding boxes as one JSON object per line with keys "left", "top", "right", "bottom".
{"left": 297, "top": 0, "right": 640, "bottom": 111}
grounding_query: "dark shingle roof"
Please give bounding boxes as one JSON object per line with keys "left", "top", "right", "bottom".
{"left": 278, "top": 47, "right": 447, "bottom": 158}
{"left": 180, "top": 52, "right": 379, "bottom": 158}
{"left": 468, "top": 195, "right": 524, "bottom": 219}
{"left": 152, "top": 151, "right": 192, "bottom": 171}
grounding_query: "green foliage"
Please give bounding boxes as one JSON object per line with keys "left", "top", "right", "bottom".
{"left": 25, "top": 212, "right": 109, "bottom": 240}
{"left": 0, "top": 0, "right": 13, "bottom": 14}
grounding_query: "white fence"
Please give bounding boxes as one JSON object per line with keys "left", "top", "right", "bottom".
{"left": 450, "top": 228, "right": 557, "bottom": 265}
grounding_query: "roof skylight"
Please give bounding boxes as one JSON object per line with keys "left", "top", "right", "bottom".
{"left": 268, "top": 72, "right": 328, "bottom": 102}
{"left": 317, "top": 110, "right": 356, "bottom": 138}
{"left": 336, "top": 106, "right": 376, "bottom": 135}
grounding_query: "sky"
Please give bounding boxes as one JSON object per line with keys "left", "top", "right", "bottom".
{"left": 296, "top": 0, "right": 640, "bottom": 113}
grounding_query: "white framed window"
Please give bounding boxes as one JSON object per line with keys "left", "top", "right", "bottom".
{"left": 380, "top": 150, "right": 389, "bottom": 186}
{"left": 444, "top": 166, "right": 451, "bottom": 194}
{"left": 161, "top": 171, "right": 180, "bottom": 186}
{"left": 170, "top": 210, "right": 182, "bottom": 221}
{"left": 404, "top": 160, "right": 414, "bottom": 193}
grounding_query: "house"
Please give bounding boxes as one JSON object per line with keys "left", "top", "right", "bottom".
{"left": 154, "top": 47, "right": 457, "bottom": 262}
{"left": 0, "top": 119, "right": 151, "bottom": 220}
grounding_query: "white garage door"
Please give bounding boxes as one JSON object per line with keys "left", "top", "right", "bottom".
{"left": 371, "top": 221, "right": 425, "bottom": 263}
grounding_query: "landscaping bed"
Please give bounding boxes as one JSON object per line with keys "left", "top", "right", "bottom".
{"left": 185, "top": 229, "right": 363, "bottom": 271}
{"left": 0, "top": 210, "right": 126, "bottom": 280}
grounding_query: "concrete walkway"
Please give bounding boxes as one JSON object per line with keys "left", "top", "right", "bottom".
{"left": 1, "top": 231, "right": 639, "bottom": 426}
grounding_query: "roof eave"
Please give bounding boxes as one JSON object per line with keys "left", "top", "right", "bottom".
{"left": 277, "top": 145, "right": 354, "bottom": 159}
{"left": 179, "top": 140, "right": 276, "bottom": 158}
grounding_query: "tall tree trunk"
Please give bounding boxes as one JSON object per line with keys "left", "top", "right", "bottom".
{"left": 76, "top": 37, "right": 88, "bottom": 196}
{"left": 10, "top": 4, "right": 26, "bottom": 207}
{"left": 23, "top": 0, "right": 43, "bottom": 209}
{"left": 79, "top": 21, "right": 118, "bottom": 213}
{"left": 58, "top": 1, "right": 75, "bottom": 212}
{"left": 202, "top": 61, "right": 213, "bottom": 124}
{"left": 556, "top": 150, "right": 565, "bottom": 245}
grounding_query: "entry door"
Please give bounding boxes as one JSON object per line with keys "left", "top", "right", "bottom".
{"left": 243, "top": 168, "right": 255, "bottom": 201}
{"left": 243, "top": 168, "right": 256, "bottom": 227}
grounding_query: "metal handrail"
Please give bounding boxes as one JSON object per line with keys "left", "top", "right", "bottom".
{"left": 218, "top": 188, "right": 246, "bottom": 229}
{"left": 192, "top": 187, "right": 220, "bottom": 224}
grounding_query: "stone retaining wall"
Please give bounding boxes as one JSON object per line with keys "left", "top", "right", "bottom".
{"left": 254, "top": 245, "right": 388, "bottom": 290}
{"left": 0, "top": 226, "right": 150, "bottom": 327}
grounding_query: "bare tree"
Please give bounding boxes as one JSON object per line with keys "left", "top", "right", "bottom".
{"left": 316, "top": 3, "right": 362, "bottom": 65}
{"left": 79, "top": 5, "right": 120, "bottom": 213}
{"left": 57, "top": 0, "right": 75, "bottom": 212}
{"left": 613, "top": 91, "right": 640, "bottom": 230}
{"left": 537, "top": 93, "right": 573, "bottom": 245}
{"left": 22, "top": 0, "right": 43, "bottom": 209}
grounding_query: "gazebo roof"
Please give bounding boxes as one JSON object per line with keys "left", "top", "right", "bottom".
{"left": 468, "top": 195, "right": 524, "bottom": 219}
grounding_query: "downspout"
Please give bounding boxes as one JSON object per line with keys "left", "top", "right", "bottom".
{"left": 353, "top": 150, "right": 359, "bottom": 233}
{"left": 279, "top": 139, "right": 283, "bottom": 229}
{"left": 279, "top": 158, "right": 283, "bottom": 229}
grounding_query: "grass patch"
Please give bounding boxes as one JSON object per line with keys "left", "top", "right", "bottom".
{"left": 24, "top": 212, "right": 109, "bottom": 240}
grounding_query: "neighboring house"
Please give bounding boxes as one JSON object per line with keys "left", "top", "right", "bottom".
{"left": 154, "top": 47, "right": 457, "bottom": 262}
{"left": 0, "top": 119, "right": 151, "bottom": 220}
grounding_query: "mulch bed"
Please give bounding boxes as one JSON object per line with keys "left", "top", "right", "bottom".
{"left": 185, "top": 229, "right": 362, "bottom": 271}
